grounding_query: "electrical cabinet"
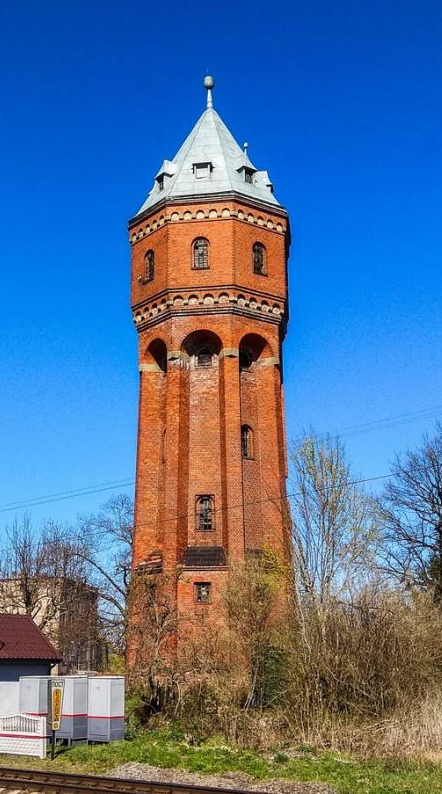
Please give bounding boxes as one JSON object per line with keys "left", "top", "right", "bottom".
{"left": 87, "top": 676, "right": 124, "bottom": 742}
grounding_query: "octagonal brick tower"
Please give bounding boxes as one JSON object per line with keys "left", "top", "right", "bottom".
{"left": 129, "top": 78, "right": 291, "bottom": 627}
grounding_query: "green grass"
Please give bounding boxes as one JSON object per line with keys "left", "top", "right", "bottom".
{"left": 1, "top": 730, "right": 442, "bottom": 794}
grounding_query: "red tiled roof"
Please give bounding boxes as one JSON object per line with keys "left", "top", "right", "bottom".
{"left": 0, "top": 615, "right": 61, "bottom": 661}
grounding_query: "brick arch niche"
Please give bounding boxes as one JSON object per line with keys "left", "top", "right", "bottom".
{"left": 238, "top": 332, "right": 277, "bottom": 551}
{"left": 178, "top": 330, "right": 225, "bottom": 556}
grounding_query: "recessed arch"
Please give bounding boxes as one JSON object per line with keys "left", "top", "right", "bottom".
{"left": 181, "top": 329, "right": 222, "bottom": 359}
{"left": 239, "top": 332, "right": 274, "bottom": 368}
{"left": 145, "top": 338, "right": 167, "bottom": 373}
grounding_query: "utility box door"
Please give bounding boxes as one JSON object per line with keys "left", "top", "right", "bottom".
{"left": 87, "top": 676, "right": 124, "bottom": 742}
{"left": 56, "top": 676, "right": 88, "bottom": 741}
{"left": 19, "top": 677, "right": 50, "bottom": 719}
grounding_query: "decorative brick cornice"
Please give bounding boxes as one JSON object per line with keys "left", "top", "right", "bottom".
{"left": 129, "top": 203, "right": 288, "bottom": 245}
{"left": 128, "top": 191, "right": 288, "bottom": 230}
{"left": 132, "top": 288, "right": 286, "bottom": 332}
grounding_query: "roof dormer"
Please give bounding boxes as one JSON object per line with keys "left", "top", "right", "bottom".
{"left": 154, "top": 159, "right": 177, "bottom": 192}
{"left": 237, "top": 164, "right": 256, "bottom": 185}
{"left": 193, "top": 162, "right": 213, "bottom": 179}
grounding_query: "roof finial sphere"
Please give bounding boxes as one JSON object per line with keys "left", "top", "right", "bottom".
{"left": 204, "top": 75, "right": 215, "bottom": 90}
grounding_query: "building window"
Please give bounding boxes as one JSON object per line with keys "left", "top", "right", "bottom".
{"left": 241, "top": 425, "right": 254, "bottom": 459}
{"left": 145, "top": 250, "right": 154, "bottom": 281}
{"left": 157, "top": 175, "right": 164, "bottom": 191}
{"left": 138, "top": 250, "right": 155, "bottom": 284}
{"left": 244, "top": 168, "right": 254, "bottom": 184}
{"left": 194, "top": 582, "right": 211, "bottom": 604}
{"left": 196, "top": 495, "right": 214, "bottom": 531}
{"left": 193, "top": 238, "right": 209, "bottom": 269}
{"left": 253, "top": 242, "right": 266, "bottom": 275}
{"left": 193, "top": 162, "right": 212, "bottom": 179}
{"left": 196, "top": 348, "right": 212, "bottom": 367}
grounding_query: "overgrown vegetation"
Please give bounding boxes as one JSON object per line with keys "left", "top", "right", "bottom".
{"left": 127, "top": 424, "right": 442, "bottom": 761}
{"left": 3, "top": 425, "right": 442, "bottom": 767}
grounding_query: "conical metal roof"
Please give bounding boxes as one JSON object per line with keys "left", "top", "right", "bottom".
{"left": 135, "top": 81, "right": 281, "bottom": 217}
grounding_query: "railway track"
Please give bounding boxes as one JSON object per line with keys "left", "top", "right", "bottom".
{"left": 0, "top": 767, "right": 250, "bottom": 794}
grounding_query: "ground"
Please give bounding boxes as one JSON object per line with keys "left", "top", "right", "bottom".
{"left": 0, "top": 730, "right": 442, "bottom": 794}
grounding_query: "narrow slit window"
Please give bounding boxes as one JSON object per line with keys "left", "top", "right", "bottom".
{"left": 145, "top": 250, "right": 154, "bottom": 281}
{"left": 193, "top": 238, "right": 209, "bottom": 269}
{"left": 241, "top": 425, "right": 254, "bottom": 459}
{"left": 195, "top": 582, "right": 211, "bottom": 604}
{"left": 253, "top": 242, "right": 266, "bottom": 275}
{"left": 138, "top": 250, "right": 155, "bottom": 284}
{"left": 196, "top": 495, "right": 214, "bottom": 531}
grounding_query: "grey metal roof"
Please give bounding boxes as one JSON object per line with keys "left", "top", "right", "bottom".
{"left": 135, "top": 103, "right": 281, "bottom": 216}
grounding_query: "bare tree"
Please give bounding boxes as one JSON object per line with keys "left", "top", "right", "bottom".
{"left": 289, "top": 431, "right": 379, "bottom": 609}
{"left": 76, "top": 494, "right": 134, "bottom": 651}
{"left": 0, "top": 516, "right": 101, "bottom": 669}
{"left": 380, "top": 422, "right": 442, "bottom": 602}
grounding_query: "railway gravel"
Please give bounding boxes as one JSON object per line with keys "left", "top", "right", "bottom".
{"left": 110, "top": 762, "right": 337, "bottom": 794}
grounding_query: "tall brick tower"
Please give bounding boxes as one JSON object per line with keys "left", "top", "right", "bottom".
{"left": 129, "top": 78, "right": 290, "bottom": 628}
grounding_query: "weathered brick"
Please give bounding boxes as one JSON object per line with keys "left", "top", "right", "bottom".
{"left": 129, "top": 196, "right": 290, "bottom": 645}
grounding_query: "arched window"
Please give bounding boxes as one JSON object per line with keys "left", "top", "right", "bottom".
{"left": 196, "top": 495, "right": 214, "bottom": 531}
{"left": 196, "top": 348, "right": 213, "bottom": 367}
{"left": 145, "top": 250, "right": 154, "bottom": 280}
{"left": 241, "top": 425, "right": 254, "bottom": 459}
{"left": 139, "top": 250, "right": 154, "bottom": 284}
{"left": 253, "top": 242, "right": 266, "bottom": 275}
{"left": 193, "top": 238, "right": 209, "bottom": 269}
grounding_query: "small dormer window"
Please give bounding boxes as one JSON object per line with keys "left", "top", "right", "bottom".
{"left": 157, "top": 175, "right": 164, "bottom": 191}
{"left": 244, "top": 168, "right": 254, "bottom": 184}
{"left": 193, "top": 162, "right": 212, "bottom": 180}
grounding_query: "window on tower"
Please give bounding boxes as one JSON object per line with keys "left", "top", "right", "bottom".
{"left": 138, "top": 249, "right": 155, "bottom": 284}
{"left": 196, "top": 495, "right": 214, "bottom": 531}
{"left": 241, "top": 425, "right": 254, "bottom": 459}
{"left": 253, "top": 242, "right": 267, "bottom": 275}
{"left": 193, "top": 162, "right": 213, "bottom": 179}
{"left": 196, "top": 348, "right": 213, "bottom": 367}
{"left": 244, "top": 168, "right": 254, "bottom": 184}
{"left": 192, "top": 238, "right": 209, "bottom": 269}
{"left": 194, "top": 582, "right": 212, "bottom": 604}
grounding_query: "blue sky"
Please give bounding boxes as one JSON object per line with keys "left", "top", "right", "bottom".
{"left": 0, "top": 0, "right": 441, "bottom": 528}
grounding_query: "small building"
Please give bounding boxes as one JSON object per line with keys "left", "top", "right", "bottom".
{"left": 0, "top": 614, "right": 61, "bottom": 681}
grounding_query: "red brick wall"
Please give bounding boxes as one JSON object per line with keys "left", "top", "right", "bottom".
{"left": 130, "top": 196, "right": 290, "bottom": 631}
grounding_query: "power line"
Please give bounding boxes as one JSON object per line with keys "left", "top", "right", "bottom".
{"left": 0, "top": 473, "right": 392, "bottom": 544}
{"left": 131, "top": 473, "right": 391, "bottom": 532}
{"left": 0, "top": 479, "right": 135, "bottom": 514}
{"left": 336, "top": 405, "right": 442, "bottom": 439}
{"left": 1, "top": 402, "right": 439, "bottom": 516}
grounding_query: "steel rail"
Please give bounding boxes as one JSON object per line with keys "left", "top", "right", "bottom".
{"left": 0, "top": 766, "right": 256, "bottom": 794}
